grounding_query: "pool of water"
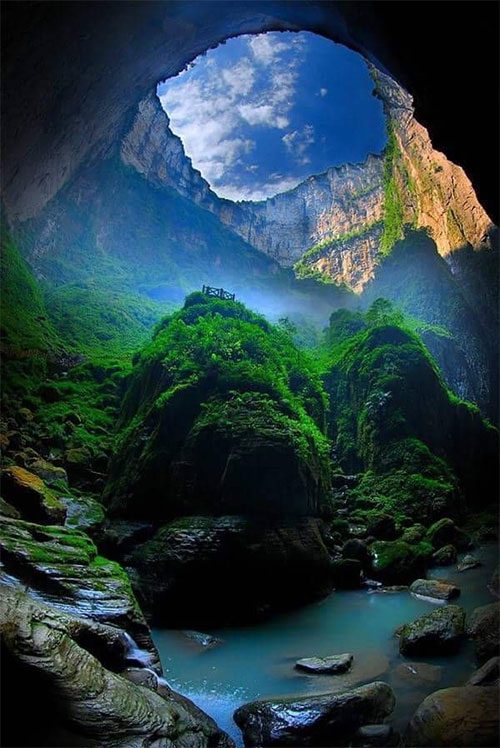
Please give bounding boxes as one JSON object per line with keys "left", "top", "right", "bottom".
{"left": 152, "top": 544, "right": 498, "bottom": 745}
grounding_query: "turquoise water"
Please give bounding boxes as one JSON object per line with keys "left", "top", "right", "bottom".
{"left": 152, "top": 544, "right": 498, "bottom": 745}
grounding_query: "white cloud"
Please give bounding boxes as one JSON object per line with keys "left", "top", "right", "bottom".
{"left": 238, "top": 103, "right": 289, "bottom": 129}
{"left": 218, "top": 175, "right": 302, "bottom": 202}
{"left": 319, "top": 87, "right": 328, "bottom": 97}
{"left": 248, "top": 34, "right": 291, "bottom": 65}
{"left": 282, "top": 124, "right": 315, "bottom": 164}
{"left": 158, "top": 32, "right": 305, "bottom": 198}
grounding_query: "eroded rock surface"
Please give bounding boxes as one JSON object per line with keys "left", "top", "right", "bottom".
{"left": 233, "top": 681, "right": 395, "bottom": 747}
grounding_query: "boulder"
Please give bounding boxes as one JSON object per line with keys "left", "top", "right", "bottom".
{"left": 457, "top": 554, "right": 481, "bottom": 572}
{"left": 369, "top": 540, "right": 431, "bottom": 584}
{"left": 398, "top": 605, "right": 465, "bottom": 656}
{"left": 331, "top": 558, "right": 362, "bottom": 588}
{"left": 431, "top": 544, "right": 457, "bottom": 566}
{"left": 425, "top": 518, "right": 471, "bottom": 551}
{"left": 295, "top": 653, "right": 353, "bottom": 674}
{"left": 1, "top": 466, "right": 66, "bottom": 524}
{"left": 405, "top": 686, "right": 499, "bottom": 746}
{"left": 126, "top": 516, "right": 334, "bottom": 626}
{"left": 342, "top": 538, "right": 370, "bottom": 568}
{"left": 410, "top": 578, "right": 460, "bottom": 601}
{"left": 467, "top": 656, "right": 500, "bottom": 686}
{"left": 60, "top": 494, "right": 106, "bottom": 532}
{"left": 233, "top": 681, "right": 395, "bottom": 747}
{"left": 366, "top": 513, "right": 397, "bottom": 540}
{"left": 28, "top": 458, "right": 68, "bottom": 487}
{"left": 0, "top": 586, "right": 233, "bottom": 748}
{"left": 467, "top": 602, "right": 500, "bottom": 664}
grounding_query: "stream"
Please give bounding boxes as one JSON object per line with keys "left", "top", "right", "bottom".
{"left": 152, "top": 544, "right": 498, "bottom": 745}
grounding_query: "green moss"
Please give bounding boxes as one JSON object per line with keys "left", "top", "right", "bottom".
{"left": 105, "top": 293, "right": 333, "bottom": 519}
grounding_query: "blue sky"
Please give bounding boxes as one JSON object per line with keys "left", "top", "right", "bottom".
{"left": 157, "top": 31, "right": 386, "bottom": 202}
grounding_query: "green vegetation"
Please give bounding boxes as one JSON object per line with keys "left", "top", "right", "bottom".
{"left": 321, "top": 300, "right": 498, "bottom": 523}
{"left": 379, "top": 123, "right": 406, "bottom": 255}
{"left": 104, "top": 292, "right": 332, "bottom": 520}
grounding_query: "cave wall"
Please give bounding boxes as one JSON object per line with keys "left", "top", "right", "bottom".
{"left": 1, "top": 1, "right": 498, "bottom": 225}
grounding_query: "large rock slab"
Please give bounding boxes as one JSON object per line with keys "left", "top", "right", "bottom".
{"left": 410, "top": 578, "right": 460, "bottom": 601}
{"left": 398, "top": 605, "right": 465, "bottom": 656}
{"left": 126, "top": 515, "right": 334, "bottom": 626}
{"left": 405, "top": 686, "right": 499, "bottom": 746}
{"left": 467, "top": 602, "right": 500, "bottom": 664}
{"left": 0, "top": 586, "right": 233, "bottom": 748}
{"left": 0, "top": 515, "right": 158, "bottom": 665}
{"left": 233, "top": 682, "right": 395, "bottom": 746}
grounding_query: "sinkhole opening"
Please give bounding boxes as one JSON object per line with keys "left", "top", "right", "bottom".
{"left": 156, "top": 31, "right": 387, "bottom": 203}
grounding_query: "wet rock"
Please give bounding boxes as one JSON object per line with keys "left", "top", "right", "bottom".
{"left": 425, "top": 518, "right": 471, "bottom": 551}
{"left": 60, "top": 494, "right": 106, "bottom": 532}
{"left": 457, "top": 554, "right": 481, "bottom": 572}
{"left": 369, "top": 540, "right": 430, "bottom": 584}
{"left": 393, "top": 662, "right": 442, "bottom": 686}
{"left": 233, "top": 681, "right": 395, "bottom": 747}
{"left": 431, "top": 544, "right": 457, "bottom": 566}
{"left": 181, "top": 630, "right": 223, "bottom": 649}
{"left": 410, "top": 578, "right": 460, "bottom": 601}
{"left": 355, "top": 723, "right": 394, "bottom": 746}
{"left": 0, "top": 515, "right": 158, "bottom": 666}
{"left": 98, "top": 519, "right": 155, "bottom": 557}
{"left": 126, "top": 516, "right": 334, "bottom": 626}
{"left": 467, "top": 602, "right": 500, "bottom": 664}
{"left": 28, "top": 458, "right": 68, "bottom": 487}
{"left": 342, "top": 538, "right": 370, "bottom": 568}
{"left": 398, "top": 605, "right": 465, "bottom": 656}
{"left": 121, "top": 666, "right": 159, "bottom": 691}
{"left": 331, "top": 558, "right": 362, "bottom": 588}
{"left": 0, "top": 496, "right": 20, "bottom": 519}
{"left": 295, "top": 653, "right": 353, "bottom": 674}
{"left": 405, "top": 686, "right": 499, "bottom": 746}
{"left": 366, "top": 513, "right": 397, "bottom": 540}
{"left": 1, "top": 466, "right": 66, "bottom": 524}
{"left": 466, "top": 656, "right": 500, "bottom": 686}
{"left": 0, "top": 586, "right": 233, "bottom": 748}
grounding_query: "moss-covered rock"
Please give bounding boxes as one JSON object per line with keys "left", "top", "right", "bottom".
{"left": 398, "top": 605, "right": 466, "bottom": 656}
{"left": 402, "top": 524, "right": 427, "bottom": 544}
{"left": 1, "top": 466, "right": 66, "bottom": 524}
{"left": 467, "top": 603, "right": 500, "bottom": 665}
{"left": 0, "top": 516, "right": 156, "bottom": 661}
{"left": 431, "top": 544, "right": 457, "bottom": 566}
{"left": 369, "top": 539, "right": 431, "bottom": 584}
{"left": 426, "top": 518, "right": 471, "bottom": 551}
{"left": 104, "top": 294, "right": 331, "bottom": 521}
{"left": 322, "top": 322, "right": 498, "bottom": 523}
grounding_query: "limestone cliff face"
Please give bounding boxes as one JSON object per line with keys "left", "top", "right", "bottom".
{"left": 372, "top": 67, "right": 494, "bottom": 258}
{"left": 120, "top": 87, "right": 493, "bottom": 294}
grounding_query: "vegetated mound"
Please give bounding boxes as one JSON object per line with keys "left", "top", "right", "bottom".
{"left": 322, "top": 308, "right": 498, "bottom": 525}
{"left": 104, "top": 292, "right": 332, "bottom": 521}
